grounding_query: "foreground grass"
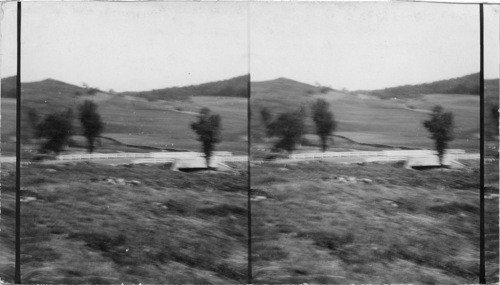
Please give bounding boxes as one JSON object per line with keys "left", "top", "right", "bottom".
{"left": 251, "top": 160, "right": 490, "bottom": 284}
{"left": 19, "top": 162, "right": 248, "bottom": 283}
{"left": 0, "top": 163, "right": 16, "bottom": 282}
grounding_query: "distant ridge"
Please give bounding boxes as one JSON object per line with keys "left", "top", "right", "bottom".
{"left": 354, "top": 73, "right": 499, "bottom": 99}
{"left": 120, "top": 75, "right": 249, "bottom": 101}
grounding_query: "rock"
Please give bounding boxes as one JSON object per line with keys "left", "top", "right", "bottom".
{"left": 116, "top": 178, "right": 125, "bottom": 184}
{"left": 337, "top": 177, "right": 347, "bottom": 183}
{"left": 46, "top": 168, "right": 57, "bottom": 173}
{"left": 106, "top": 178, "right": 116, "bottom": 185}
{"left": 20, "top": 196, "right": 37, "bottom": 203}
{"left": 360, "top": 178, "right": 373, "bottom": 184}
{"left": 347, "top": 176, "right": 357, "bottom": 183}
{"left": 278, "top": 167, "right": 288, "bottom": 171}
{"left": 251, "top": 195, "right": 267, "bottom": 202}
{"left": 128, "top": 180, "right": 141, "bottom": 186}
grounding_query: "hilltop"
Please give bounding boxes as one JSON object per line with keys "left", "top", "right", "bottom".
{"left": 120, "top": 75, "right": 249, "bottom": 101}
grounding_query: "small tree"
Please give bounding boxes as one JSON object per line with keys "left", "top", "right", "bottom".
{"left": 79, "top": 100, "right": 104, "bottom": 153}
{"left": 260, "top": 107, "right": 273, "bottom": 136}
{"left": 423, "top": 105, "right": 455, "bottom": 166}
{"left": 311, "top": 99, "right": 336, "bottom": 151}
{"left": 36, "top": 108, "right": 74, "bottom": 154}
{"left": 267, "top": 109, "right": 305, "bottom": 153}
{"left": 25, "top": 107, "right": 40, "bottom": 139}
{"left": 190, "top": 107, "right": 222, "bottom": 168}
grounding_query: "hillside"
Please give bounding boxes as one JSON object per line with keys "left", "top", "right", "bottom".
{"left": 251, "top": 75, "right": 498, "bottom": 153}
{"left": 1, "top": 76, "right": 17, "bottom": 98}
{"left": 1, "top": 76, "right": 249, "bottom": 156}
{"left": 355, "top": 73, "right": 498, "bottom": 99}
{"left": 120, "top": 75, "right": 249, "bottom": 101}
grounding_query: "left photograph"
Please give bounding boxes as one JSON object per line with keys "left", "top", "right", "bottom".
{"left": 18, "top": 2, "right": 249, "bottom": 283}
{"left": 0, "top": 2, "right": 17, "bottom": 283}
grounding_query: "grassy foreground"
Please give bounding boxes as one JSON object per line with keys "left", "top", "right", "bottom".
{"left": 18, "top": 162, "right": 248, "bottom": 283}
{"left": 251, "top": 160, "right": 496, "bottom": 284}
{"left": 0, "top": 163, "right": 16, "bottom": 283}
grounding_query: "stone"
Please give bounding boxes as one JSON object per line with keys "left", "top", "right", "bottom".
{"left": 347, "top": 176, "right": 357, "bottom": 183}
{"left": 128, "top": 180, "right": 141, "bottom": 186}
{"left": 116, "top": 178, "right": 125, "bottom": 184}
{"left": 46, "top": 168, "right": 57, "bottom": 173}
{"left": 360, "top": 178, "right": 373, "bottom": 184}
{"left": 251, "top": 195, "right": 267, "bottom": 202}
{"left": 337, "top": 177, "right": 347, "bottom": 183}
{"left": 20, "top": 196, "right": 37, "bottom": 202}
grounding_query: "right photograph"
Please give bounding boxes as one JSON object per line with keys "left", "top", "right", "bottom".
{"left": 250, "top": 2, "right": 498, "bottom": 284}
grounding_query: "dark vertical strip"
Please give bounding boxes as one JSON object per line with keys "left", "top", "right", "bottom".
{"left": 246, "top": 2, "right": 252, "bottom": 283}
{"left": 15, "top": 1, "right": 21, "bottom": 284}
{"left": 479, "top": 3, "right": 485, "bottom": 284}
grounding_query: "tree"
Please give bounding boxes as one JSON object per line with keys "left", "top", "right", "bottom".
{"left": 260, "top": 107, "right": 273, "bottom": 136}
{"left": 190, "top": 107, "right": 222, "bottom": 168}
{"left": 267, "top": 109, "right": 305, "bottom": 153}
{"left": 35, "top": 109, "right": 74, "bottom": 154}
{"left": 423, "top": 105, "right": 455, "bottom": 166}
{"left": 26, "top": 107, "right": 40, "bottom": 139}
{"left": 311, "top": 99, "right": 336, "bottom": 151}
{"left": 79, "top": 100, "right": 104, "bottom": 153}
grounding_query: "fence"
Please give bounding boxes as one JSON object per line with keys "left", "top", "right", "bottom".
{"left": 132, "top": 155, "right": 248, "bottom": 164}
{"left": 57, "top": 151, "right": 233, "bottom": 161}
{"left": 288, "top": 149, "right": 467, "bottom": 160}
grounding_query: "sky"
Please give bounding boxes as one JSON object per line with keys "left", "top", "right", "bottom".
{"left": 1, "top": 2, "right": 499, "bottom": 91}
{"left": 2, "top": 2, "right": 249, "bottom": 92}
{"left": 251, "top": 2, "right": 499, "bottom": 90}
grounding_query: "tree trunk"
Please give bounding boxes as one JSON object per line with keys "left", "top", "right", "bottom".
{"left": 321, "top": 136, "right": 327, "bottom": 152}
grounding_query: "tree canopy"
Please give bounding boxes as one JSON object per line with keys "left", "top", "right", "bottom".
{"left": 311, "top": 99, "right": 336, "bottom": 151}
{"left": 79, "top": 100, "right": 104, "bottom": 153}
{"left": 190, "top": 107, "right": 222, "bottom": 168}
{"left": 423, "top": 105, "right": 455, "bottom": 165}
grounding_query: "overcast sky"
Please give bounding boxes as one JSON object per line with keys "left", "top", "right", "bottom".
{"left": 1, "top": 2, "right": 499, "bottom": 91}
{"left": 2, "top": 2, "right": 248, "bottom": 92}
{"left": 251, "top": 2, "right": 499, "bottom": 90}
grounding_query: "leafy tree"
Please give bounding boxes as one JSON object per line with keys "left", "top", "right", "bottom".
{"left": 26, "top": 107, "right": 40, "bottom": 137}
{"left": 79, "top": 100, "right": 104, "bottom": 153}
{"left": 190, "top": 107, "right": 222, "bottom": 168}
{"left": 35, "top": 108, "right": 74, "bottom": 154}
{"left": 260, "top": 107, "right": 273, "bottom": 136}
{"left": 423, "top": 105, "right": 455, "bottom": 165}
{"left": 311, "top": 99, "right": 336, "bottom": 151}
{"left": 267, "top": 109, "right": 305, "bottom": 153}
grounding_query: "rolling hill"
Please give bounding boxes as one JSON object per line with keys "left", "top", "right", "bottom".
{"left": 120, "top": 75, "right": 249, "bottom": 101}
{"left": 0, "top": 76, "right": 17, "bottom": 99}
{"left": 1, "top": 76, "right": 249, "bottom": 155}
{"left": 251, "top": 74, "right": 498, "bottom": 153}
{"left": 354, "top": 73, "right": 498, "bottom": 99}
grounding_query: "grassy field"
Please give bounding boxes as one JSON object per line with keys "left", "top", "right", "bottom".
{"left": 0, "top": 78, "right": 248, "bottom": 156}
{"left": 17, "top": 162, "right": 248, "bottom": 283}
{"left": 251, "top": 159, "right": 497, "bottom": 284}
{"left": 251, "top": 76, "right": 497, "bottom": 155}
{"left": 0, "top": 163, "right": 16, "bottom": 283}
